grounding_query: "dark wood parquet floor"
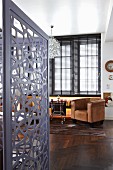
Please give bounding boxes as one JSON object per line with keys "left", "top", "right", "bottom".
{"left": 50, "top": 120, "right": 113, "bottom": 170}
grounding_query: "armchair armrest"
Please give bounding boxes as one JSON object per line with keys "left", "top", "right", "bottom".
{"left": 87, "top": 100, "right": 105, "bottom": 123}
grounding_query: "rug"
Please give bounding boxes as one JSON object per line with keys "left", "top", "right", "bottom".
{"left": 50, "top": 119, "right": 106, "bottom": 136}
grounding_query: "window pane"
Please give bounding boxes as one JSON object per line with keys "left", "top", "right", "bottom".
{"left": 62, "top": 46, "right": 65, "bottom": 56}
{"left": 62, "top": 57, "right": 70, "bottom": 68}
{"left": 55, "top": 80, "right": 61, "bottom": 90}
{"left": 88, "top": 56, "right": 97, "bottom": 67}
{"left": 66, "top": 45, "right": 70, "bottom": 56}
{"left": 80, "top": 45, "right": 86, "bottom": 55}
{"left": 80, "top": 68, "right": 87, "bottom": 80}
{"left": 87, "top": 80, "right": 97, "bottom": 91}
{"left": 88, "top": 68, "right": 97, "bottom": 80}
{"left": 55, "top": 58, "right": 60, "bottom": 68}
{"left": 62, "top": 57, "right": 66, "bottom": 68}
{"left": 62, "top": 80, "right": 71, "bottom": 90}
{"left": 55, "top": 69, "right": 61, "bottom": 79}
{"left": 92, "top": 44, "right": 97, "bottom": 55}
{"left": 80, "top": 57, "right": 87, "bottom": 67}
{"left": 62, "top": 44, "right": 70, "bottom": 56}
{"left": 62, "top": 69, "right": 70, "bottom": 79}
{"left": 80, "top": 80, "right": 97, "bottom": 92}
{"left": 80, "top": 80, "right": 87, "bottom": 91}
{"left": 88, "top": 44, "right": 91, "bottom": 55}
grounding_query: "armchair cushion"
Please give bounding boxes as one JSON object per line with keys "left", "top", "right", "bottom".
{"left": 75, "top": 110, "right": 88, "bottom": 122}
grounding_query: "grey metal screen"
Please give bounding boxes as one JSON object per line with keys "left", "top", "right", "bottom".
{"left": 0, "top": 32, "right": 3, "bottom": 152}
{"left": 3, "top": 1, "right": 49, "bottom": 169}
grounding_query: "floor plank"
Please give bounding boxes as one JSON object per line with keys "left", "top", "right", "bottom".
{"left": 50, "top": 120, "right": 113, "bottom": 170}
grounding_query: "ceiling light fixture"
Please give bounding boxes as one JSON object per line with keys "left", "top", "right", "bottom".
{"left": 49, "top": 25, "right": 60, "bottom": 59}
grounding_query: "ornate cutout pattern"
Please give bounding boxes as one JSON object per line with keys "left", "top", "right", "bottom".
{"left": 10, "top": 12, "right": 49, "bottom": 169}
{"left": 0, "top": 36, "right": 3, "bottom": 149}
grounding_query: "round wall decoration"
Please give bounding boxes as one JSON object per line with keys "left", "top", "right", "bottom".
{"left": 105, "top": 60, "right": 113, "bottom": 72}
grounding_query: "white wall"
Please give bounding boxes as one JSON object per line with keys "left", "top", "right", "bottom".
{"left": 101, "top": 33, "right": 113, "bottom": 93}
{"left": 105, "top": 0, "right": 113, "bottom": 41}
{"left": 101, "top": 33, "right": 113, "bottom": 119}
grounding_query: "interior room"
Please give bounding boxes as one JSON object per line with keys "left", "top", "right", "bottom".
{"left": 9, "top": 0, "right": 113, "bottom": 119}
{"left": 1, "top": 0, "right": 113, "bottom": 169}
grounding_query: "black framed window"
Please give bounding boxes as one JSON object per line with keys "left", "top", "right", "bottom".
{"left": 79, "top": 38, "right": 100, "bottom": 94}
{"left": 49, "top": 34, "right": 101, "bottom": 96}
{"left": 54, "top": 41, "right": 71, "bottom": 93}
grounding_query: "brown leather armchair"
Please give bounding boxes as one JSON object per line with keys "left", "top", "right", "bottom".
{"left": 71, "top": 98, "right": 105, "bottom": 126}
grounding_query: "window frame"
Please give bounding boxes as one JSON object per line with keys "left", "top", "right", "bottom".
{"left": 49, "top": 34, "right": 101, "bottom": 97}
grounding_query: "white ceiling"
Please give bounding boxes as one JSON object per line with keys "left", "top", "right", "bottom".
{"left": 12, "top": 0, "right": 110, "bottom": 36}
{"left": 0, "top": 0, "right": 113, "bottom": 40}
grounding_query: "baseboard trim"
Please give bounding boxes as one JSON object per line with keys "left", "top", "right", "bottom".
{"left": 105, "top": 117, "right": 113, "bottom": 120}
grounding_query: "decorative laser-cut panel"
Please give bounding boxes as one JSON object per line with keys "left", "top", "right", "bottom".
{"left": 0, "top": 34, "right": 3, "bottom": 150}
{"left": 10, "top": 10, "right": 49, "bottom": 169}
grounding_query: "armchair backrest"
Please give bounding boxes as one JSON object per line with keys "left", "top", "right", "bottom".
{"left": 72, "top": 98, "right": 90, "bottom": 110}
